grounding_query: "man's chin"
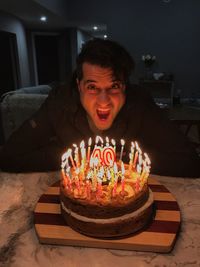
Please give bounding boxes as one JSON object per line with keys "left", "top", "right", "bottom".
{"left": 95, "top": 120, "right": 113, "bottom": 131}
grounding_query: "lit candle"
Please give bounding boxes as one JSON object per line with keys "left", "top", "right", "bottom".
{"left": 129, "top": 152, "right": 133, "bottom": 172}
{"left": 136, "top": 153, "right": 143, "bottom": 174}
{"left": 61, "top": 150, "right": 70, "bottom": 169}
{"left": 111, "top": 139, "right": 116, "bottom": 152}
{"left": 68, "top": 149, "right": 76, "bottom": 169}
{"left": 66, "top": 166, "right": 72, "bottom": 191}
{"left": 107, "top": 168, "right": 111, "bottom": 184}
{"left": 87, "top": 137, "right": 92, "bottom": 162}
{"left": 133, "top": 142, "right": 141, "bottom": 169}
{"left": 129, "top": 142, "right": 135, "bottom": 171}
{"left": 112, "top": 162, "right": 118, "bottom": 197}
{"left": 91, "top": 157, "right": 98, "bottom": 191}
{"left": 110, "top": 163, "right": 115, "bottom": 185}
{"left": 95, "top": 136, "right": 101, "bottom": 147}
{"left": 119, "top": 139, "right": 125, "bottom": 161}
{"left": 134, "top": 177, "right": 141, "bottom": 192}
{"left": 121, "top": 161, "right": 125, "bottom": 194}
{"left": 80, "top": 141, "right": 86, "bottom": 159}
{"left": 73, "top": 144, "right": 80, "bottom": 167}
{"left": 75, "top": 167, "right": 81, "bottom": 193}
{"left": 106, "top": 136, "right": 110, "bottom": 147}
{"left": 80, "top": 140, "right": 86, "bottom": 173}
{"left": 140, "top": 159, "right": 146, "bottom": 180}
{"left": 97, "top": 166, "right": 104, "bottom": 198}
{"left": 137, "top": 163, "right": 142, "bottom": 175}
{"left": 86, "top": 179, "right": 91, "bottom": 199}
{"left": 144, "top": 152, "right": 151, "bottom": 166}
{"left": 99, "top": 136, "right": 104, "bottom": 147}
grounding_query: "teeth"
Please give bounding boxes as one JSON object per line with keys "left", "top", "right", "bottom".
{"left": 97, "top": 109, "right": 110, "bottom": 120}
{"left": 97, "top": 109, "right": 110, "bottom": 114}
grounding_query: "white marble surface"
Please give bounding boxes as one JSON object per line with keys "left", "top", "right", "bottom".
{"left": 0, "top": 171, "right": 200, "bottom": 267}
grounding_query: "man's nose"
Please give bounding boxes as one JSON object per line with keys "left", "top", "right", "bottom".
{"left": 97, "top": 90, "right": 110, "bottom": 104}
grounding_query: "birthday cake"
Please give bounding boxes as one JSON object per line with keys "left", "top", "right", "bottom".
{"left": 60, "top": 137, "right": 154, "bottom": 238}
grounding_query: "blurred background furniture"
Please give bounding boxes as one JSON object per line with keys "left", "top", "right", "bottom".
{"left": 139, "top": 79, "right": 174, "bottom": 106}
{"left": 168, "top": 106, "right": 200, "bottom": 154}
{"left": 0, "top": 84, "right": 52, "bottom": 144}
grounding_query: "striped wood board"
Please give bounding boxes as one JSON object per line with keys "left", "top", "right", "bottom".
{"left": 34, "top": 178, "right": 181, "bottom": 253}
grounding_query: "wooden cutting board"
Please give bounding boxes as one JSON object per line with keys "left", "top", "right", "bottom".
{"left": 34, "top": 177, "right": 181, "bottom": 253}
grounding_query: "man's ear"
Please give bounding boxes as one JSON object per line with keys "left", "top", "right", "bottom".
{"left": 76, "top": 78, "right": 81, "bottom": 92}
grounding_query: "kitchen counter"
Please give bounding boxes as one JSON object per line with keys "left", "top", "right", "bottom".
{"left": 0, "top": 171, "right": 200, "bottom": 267}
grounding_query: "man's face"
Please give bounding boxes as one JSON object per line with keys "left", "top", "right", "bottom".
{"left": 77, "top": 62, "right": 126, "bottom": 131}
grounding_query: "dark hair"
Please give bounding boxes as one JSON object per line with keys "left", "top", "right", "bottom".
{"left": 75, "top": 38, "right": 135, "bottom": 85}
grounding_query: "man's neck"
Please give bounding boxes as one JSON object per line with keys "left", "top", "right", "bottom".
{"left": 87, "top": 115, "right": 104, "bottom": 135}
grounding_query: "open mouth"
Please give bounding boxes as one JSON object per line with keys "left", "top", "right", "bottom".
{"left": 97, "top": 109, "right": 110, "bottom": 121}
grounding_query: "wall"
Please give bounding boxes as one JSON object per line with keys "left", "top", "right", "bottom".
{"left": 34, "top": 0, "right": 69, "bottom": 18}
{"left": 68, "top": 0, "right": 200, "bottom": 98}
{"left": 0, "top": 10, "right": 30, "bottom": 87}
{"left": 77, "top": 29, "right": 92, "bottom": 54}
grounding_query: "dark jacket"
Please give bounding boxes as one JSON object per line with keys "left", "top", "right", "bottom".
{"left": 0, "top": 83, "right": 199, "bottom": 177}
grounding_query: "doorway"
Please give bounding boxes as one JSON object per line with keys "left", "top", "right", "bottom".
{"left": 0, "top": 31, "right": 19, "bottom": 97}
{"left": 33, "top": 33, "right": 60, "bottom": 85}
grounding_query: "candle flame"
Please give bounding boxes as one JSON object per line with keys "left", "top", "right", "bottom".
{"left": 88, "top": 137, "right": 92, "bottom": 146}
{"left": 121, "top": 139, "right": 125, "bottom": 146}
{"left": 61, "top": 150, "right": 69, "bottom": 162}
{"left": 144, "top": 153, "right": 151, "bottom": 165}
{"left": 111, "top": 139, "right": 116, "bottom": 146}
{"left": 139, "top": 154, "right": 143, "bottom": 165}
{"left": 131, "top": 146, "right": 134, "bottom": 154}
{"left": 135, "top": 141, "right": 139, "bottom": 150}
{"left": 80, "top": 140, "right": 85, "bottom": 148}
{"left": 95, "top": 135, "right": 103, "bottom": 145}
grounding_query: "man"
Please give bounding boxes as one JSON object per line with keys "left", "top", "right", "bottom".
{"left": 0, "top": 38, "right": 199, "bottom": 176}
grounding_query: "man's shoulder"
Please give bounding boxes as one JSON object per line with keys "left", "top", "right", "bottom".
{"left": 46, "top": 82, "right": 79, "bottom": 112}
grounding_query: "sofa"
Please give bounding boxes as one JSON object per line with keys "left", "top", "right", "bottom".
{"left": 0, "top": 85, "right": 52, "bottom": 143}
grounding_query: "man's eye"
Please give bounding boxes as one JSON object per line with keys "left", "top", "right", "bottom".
{"left": 87, "top": 85, "right": 97, "bottom": 91}
{"left": 109, "top": 83, "right": 123, "bottom": 93}
{"left": 111, "top": 83, "right": 120, "bottom": 89}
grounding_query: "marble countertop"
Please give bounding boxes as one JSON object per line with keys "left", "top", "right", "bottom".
{"left": 0, "top": 171, "right": 200, "bottom": 267}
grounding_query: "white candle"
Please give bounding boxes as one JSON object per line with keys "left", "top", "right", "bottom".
{"left": 106, "top": 136, "right": 109, "bottom": 147}
{"left": 68, "top": 149, "right": 76, "bottom": 169}
{"left": 61, "top": 150, "right": 70, "bottom": 169}
{"left": 73, "top": 144, "right": 79, "bottom": 167}
{"left": 87, "top": 137, "right": 92, "bottom": 162}
{"left": 121, "top": 161, "right": 125, "bottom": 194}
{"left": 111, "top": 139, "right": 116, "bottom": 152}
{"left": 120, "top": 139, "right": 125, "bottom": 161}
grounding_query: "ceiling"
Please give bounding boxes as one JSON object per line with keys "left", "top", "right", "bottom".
{"left": 0, "top": 0, "right": 107, "bottom": 37}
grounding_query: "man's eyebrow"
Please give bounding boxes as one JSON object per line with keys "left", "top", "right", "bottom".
{"left": 84, "top": 79, "right": 123, "bottom": 84}
{"left": 84, "top": 79, "right": 96, "bottom": 84}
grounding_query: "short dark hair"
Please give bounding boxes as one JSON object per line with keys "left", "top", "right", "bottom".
{"left": 76, "top": 38, "right": 135, "bottom": 84}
